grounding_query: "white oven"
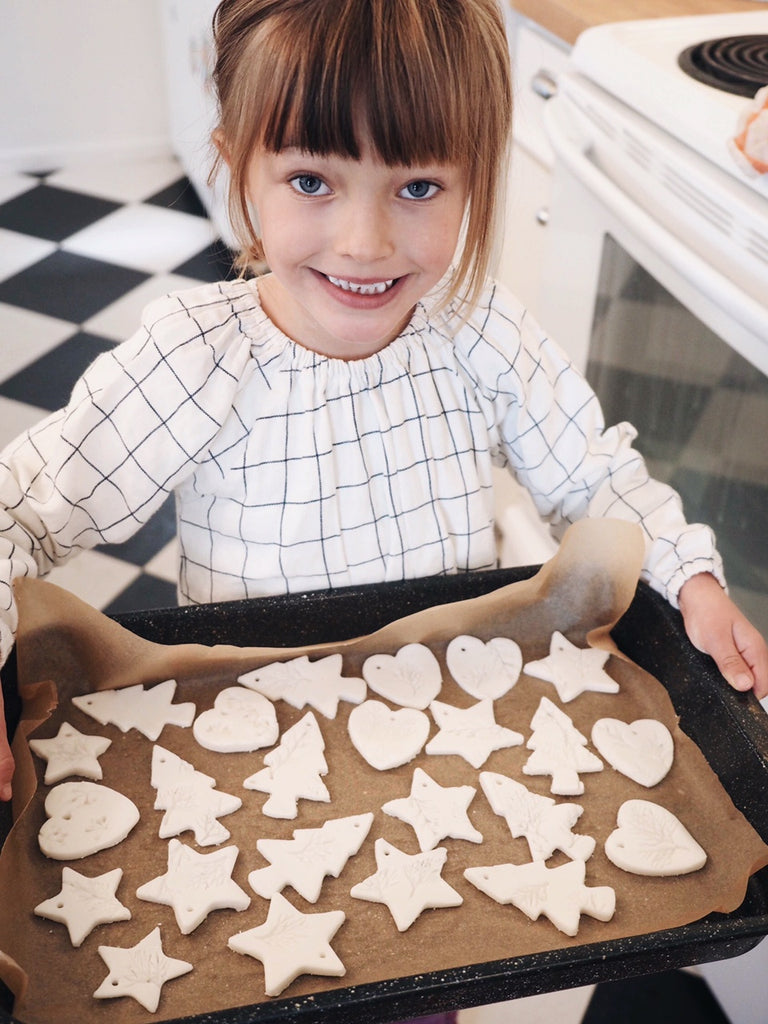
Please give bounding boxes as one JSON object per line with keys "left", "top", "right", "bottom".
{"left": 537, "top": 12, "right": 768, "bottom": 651}
{"left": 536, "top": 18, "right": 768, "bottom": 1016}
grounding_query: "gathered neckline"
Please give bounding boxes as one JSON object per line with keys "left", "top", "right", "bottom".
{"left": 226, "top": 276, "right": 435, "bottom": 370}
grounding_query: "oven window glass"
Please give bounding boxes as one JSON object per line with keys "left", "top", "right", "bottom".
{"left": 586, "top": 235, "right": 768, "bottom": 639}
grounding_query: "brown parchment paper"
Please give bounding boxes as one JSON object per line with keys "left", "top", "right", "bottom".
{"left": 1, "top": 519, "right": 767, "bottom": 1024}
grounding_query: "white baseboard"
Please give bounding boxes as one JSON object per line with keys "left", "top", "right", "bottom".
{"left": 0, "top": 136, "right": 174, "bottom": 176}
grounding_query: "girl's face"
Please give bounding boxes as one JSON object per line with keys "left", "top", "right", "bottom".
{"left": 245, "top": 141, "right": 467, "bottom": 360}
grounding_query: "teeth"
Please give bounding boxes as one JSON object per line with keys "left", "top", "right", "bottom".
{"left": 327, "top": 275, "right": 395, "bottom": 295}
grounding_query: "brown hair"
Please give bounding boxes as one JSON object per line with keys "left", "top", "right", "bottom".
{"left": 210, "top": 0, "right": 512, "bottom": 310}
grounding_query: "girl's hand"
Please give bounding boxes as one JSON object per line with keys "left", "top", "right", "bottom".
{"left": 678, "top": 572, "right": 768, "bottom": 701}
{"left": 0, "top": 683, "right": 13, "bottom": 802}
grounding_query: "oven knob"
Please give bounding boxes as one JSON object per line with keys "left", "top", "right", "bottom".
{"left": 531, "top": 70, "right": 558, "bottom": 101}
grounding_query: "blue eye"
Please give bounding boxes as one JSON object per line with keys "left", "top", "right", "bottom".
{"left": 290, "top": 174, "right": 329, "bottom": 196}
{"left": 401, "top": 180, "right": 439, "bottom": 200}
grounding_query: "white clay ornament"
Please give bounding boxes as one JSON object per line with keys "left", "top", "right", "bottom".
{"left": 480, "top": 771, "right": 595, "bottom": 862}
{"left": 34, "top": 867, "right": 131, "bottom": 946}
{"left": 193, "top": 687, "right": 279, "bottom": 753}
{"left": 523, "top": 697, "right": 603, "bottom": 796}
{"left": 38, "top": 781, "right": 140, "bottom": 860}
{"left": 523, "top": 632, "right": 620, "bottom": 702}
{"left": 151, "top": 745, "right": 242, "bottom": 846}
{"left": 243, "top": 711, "right": 330, "bottom": 818}
{"left": 228, "top": 892, "right": 346, "bottom": 997}
{"left": 238, "top": 653, "right": 365, "bottom": 719}
{"left": 604, "top": 799, "right": 707, "bottom": 876}
{"left": 248, "top": 813, "right": 374, "bottom": 902}
{"left": 591, "top": 718, "right": 674, "bottom": 788}
{"left": 382, "top": 767, "right": 483, "bottom": 851}
{"left": 350, "top": 837, "right": 463, "bottom": 931}
{"left": 347, "top": 700, "right": 430, "bottom": 770}
{"left": 426, "top": 698, "right": 524, "bottom": 769}
{"left": 93, "top": 926, "right": 192, "bottom": 1013}
{"left": 72, "top": 679, "right": 195, "bottom": 741}
{"left": 361, "top": 643, "right": 442, "bottom": 709}
{"left": 446, "top": 634, "right": 523, "bottom": 700}
{"left": 464, "top": 858, "right": 615, "bottom": 936}
{"left": 136, "top": 839, "right": 251, "bottom": 934}
{"left": 29, "top": 721, "right": 111, "bottom": 784}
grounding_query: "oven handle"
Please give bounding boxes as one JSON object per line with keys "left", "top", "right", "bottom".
{"left": 543, "top": 96, "right": 768, "bottom": 346}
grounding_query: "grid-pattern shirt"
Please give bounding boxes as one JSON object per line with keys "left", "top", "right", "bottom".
{"left": 0, "top": 278, "right": 723, "bottom": 662}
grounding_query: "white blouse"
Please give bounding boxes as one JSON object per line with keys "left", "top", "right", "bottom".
{"left": 0, "top": 277, "right": 722, "bottom": 661}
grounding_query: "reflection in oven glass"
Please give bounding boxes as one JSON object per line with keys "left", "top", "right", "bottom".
{"left": 586, "top": 235, "right": 768, "bottom": 639}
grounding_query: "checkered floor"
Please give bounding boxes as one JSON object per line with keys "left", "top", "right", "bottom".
{"left": 0, "top": 156, "right": 241, "bottom": 616}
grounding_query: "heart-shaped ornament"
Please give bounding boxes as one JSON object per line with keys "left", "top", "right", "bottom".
{"left": 38, "top": 782, "right": 140, "bottom": 861}
{"left": 591, "top": 718, "right": 674, "bottom": 788}
{"left": 348, "top": 700, "right": 430, "bottom": 770}
{"left": 604, "top": 799, "right": 707, "bottom": 876}
{"left": 193, "top": 687, "right": 279, "bottom": 752}
{"left": 446, "top": 635, "right": 522, "bottom": 700}
{"left": 362, "top": 643, "right": 441, "bottom": 709}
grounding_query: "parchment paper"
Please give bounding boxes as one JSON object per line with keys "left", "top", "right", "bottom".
{"left": 1, "top": 519, "right": 767, "bottom": 1024}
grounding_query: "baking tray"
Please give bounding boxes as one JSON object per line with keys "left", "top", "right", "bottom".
{"left": 1, "top": 566, "right": 767, "bottom": 1023}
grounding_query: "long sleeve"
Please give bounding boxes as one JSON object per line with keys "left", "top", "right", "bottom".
{"left": 0, "top": 285, "right": 254, "bottom": 665}
{"left": 450, "top": 282, "right": 725, "bottom": 606}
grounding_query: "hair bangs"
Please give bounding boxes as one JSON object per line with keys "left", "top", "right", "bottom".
{"left": 253, "top": 0, "right": 465, "bottom": 169}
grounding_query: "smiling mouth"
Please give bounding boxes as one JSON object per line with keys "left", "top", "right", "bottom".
{"left": 325, "top": 275, "right": 397, "bottom": 296}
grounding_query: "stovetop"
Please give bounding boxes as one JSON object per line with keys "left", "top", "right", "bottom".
{"left": 569, "top": 11, "right": 768, "bottom": 187}
{"left": 678, "top": 31, "right": 768, "bottom": 97}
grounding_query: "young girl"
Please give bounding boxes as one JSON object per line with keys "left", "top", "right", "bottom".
{"left": 0, "top": 0, "right": 765, "bottom": 823}
{"left": 1, "top": 5, "right": 766, "bottom": 1021}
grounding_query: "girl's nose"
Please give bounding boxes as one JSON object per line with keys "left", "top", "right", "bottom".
{"left": 334, "top": 201, "right": 395, "bottom": 263}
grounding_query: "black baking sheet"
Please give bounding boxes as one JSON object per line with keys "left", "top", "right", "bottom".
{"left": 1, "top": 567, "right": 767, "bottom": 1024}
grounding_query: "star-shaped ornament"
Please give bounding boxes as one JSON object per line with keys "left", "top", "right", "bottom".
{"left": 228, "top": 892, "right": 346, "bottom": 997}
{"left": 464, "top": 859, "right": 615, "bottom": 936}
{"left": 34, "top": 866, "right": 131, "bottom": 946}
{"left": 425, "top": 699, "right": 523, "bottom": 769}
{"left": 136, "top": 839, "right": 250, "bottom": 933}
{"left": 382, "top": 767, "right": 483, "bottom": 851}
{"left": 29, "top": 721, "right": 111, "bottom": 784}
{"left": 93, "top": 926, "right": 193, "bottom": 1013}
{"left": 72, "top": 679, "right": 195, "bottom": 740}
{"left": 523, "top": 632, "right": 619, "bottom": 702}
{"left": 350, "top": 838, "right": 463, "bottom": 931}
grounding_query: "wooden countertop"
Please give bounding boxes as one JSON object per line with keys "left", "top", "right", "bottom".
{"left": 511, "top": 0, "right": 763, "bottom": 46}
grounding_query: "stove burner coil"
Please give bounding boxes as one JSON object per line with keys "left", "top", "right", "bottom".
{"left": 678, "top": 34, "right": 768, "bottom": 97}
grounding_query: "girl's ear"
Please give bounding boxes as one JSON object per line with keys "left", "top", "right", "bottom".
{"left": 212, "top": 129, "right": 231, "bottom": 168}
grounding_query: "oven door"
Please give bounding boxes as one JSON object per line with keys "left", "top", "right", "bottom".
{"left": 537, "top": 89, "right": 768, "bottom": 642}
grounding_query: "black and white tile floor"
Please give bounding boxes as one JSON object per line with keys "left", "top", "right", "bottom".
{"left": 0, "top": 156, "right": 240, "bottom": 616}
{"left": 0, "top": 156, "right": 750, "bottom": 1023}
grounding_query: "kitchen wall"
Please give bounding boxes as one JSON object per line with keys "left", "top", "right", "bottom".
{"left": 0, "top": 0, "right": 171, "bottom": 174}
